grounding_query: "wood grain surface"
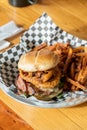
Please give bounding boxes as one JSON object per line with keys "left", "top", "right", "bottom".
{"left": 0, "top": 100, "right": 33, "bottom": 130}
{"left": 0, "top": 0, "right": 87, "bottom": 130}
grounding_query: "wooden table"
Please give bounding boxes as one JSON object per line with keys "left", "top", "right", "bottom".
{"left": 0, "top": 100, "right": 33, "bottom": 130}
{"left": 0, "top": 0, "right": 87, "bottom": 130}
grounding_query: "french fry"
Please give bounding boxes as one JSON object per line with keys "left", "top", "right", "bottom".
{"left": 84, "top": 47, "right": 87, "bottom": 52}
{"left": 67, "top": 77, "right": 86, "bottom": 90}
{"left": 73, "top": 46, "right": 84, "bottom": 53}
{"left": 82, "top": 57, "right": 87, "bottom": 68}
{"left": 74, "top": 73, "right": 79, "bottom": 81}
{"left": 77, "top": 67, "right": 87, "bottom": 84}
{"left": 71, "top": 85, "right": 76, "bottom": 91}
{"left": 63, "top": 47, "right": 73, "bottom": 74}
{"left": 75, "top": 52, "right": 87, "bottom": 56}
{"left": 70, "top": 62, "right": 75, "bottom": 79}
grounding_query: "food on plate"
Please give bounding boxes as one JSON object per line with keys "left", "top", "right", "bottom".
{"left": 48, "top": 43, "right": 87, "bottom": 92}
{"left": 15, "top": 47, "right": 63, "bottom": 101}
{"left": 15, "top": 43, "right": 87, "bottom": 101}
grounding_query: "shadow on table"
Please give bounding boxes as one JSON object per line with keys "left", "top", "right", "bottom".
{"left": 37, "top": 0, "right": 51, "bottom": 5}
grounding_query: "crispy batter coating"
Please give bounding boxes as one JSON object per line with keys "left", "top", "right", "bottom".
{"left": 19, "top": 67, "right": 61, "bottom": 89}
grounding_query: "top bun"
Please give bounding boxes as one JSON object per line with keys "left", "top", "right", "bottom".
{"left": 18, "top": 48, "right": 59, "bottom": 72}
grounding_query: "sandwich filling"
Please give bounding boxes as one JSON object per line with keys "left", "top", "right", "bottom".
{"left": 16, "top": 66, "right": 62, "bottom": 99}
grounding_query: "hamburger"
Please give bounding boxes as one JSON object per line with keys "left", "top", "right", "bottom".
{"left": 16, "top": 47, "right": 63, "bottom": 101}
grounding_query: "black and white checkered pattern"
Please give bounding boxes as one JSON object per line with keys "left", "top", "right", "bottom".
{"left": 0, "top": 12, "right": 87, "bottom": 88}
{"left": 0, "top": 44, "right": 26, "bottom": 86}
{"left": 20, "top": 13, "right": 87, "bottom": 51}
{"left": 54, "top": 31, "right": 87, "bottom": 47}
{"left": 20, "top": 13, "right": 59, "bottom": 51}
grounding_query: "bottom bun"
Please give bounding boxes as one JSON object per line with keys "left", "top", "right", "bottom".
{"left": 34, "top": 88, "right": 63, "bottom": 101}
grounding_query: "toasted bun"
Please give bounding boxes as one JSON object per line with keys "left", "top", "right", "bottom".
{"left": 35, "top": 88, "right": 63, "bottom": 101}
{"left": 18, "top": 48, "right": 59, "bottom": 72}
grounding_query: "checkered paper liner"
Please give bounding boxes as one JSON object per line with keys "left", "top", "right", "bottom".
{"left": 0, "top": 13, "right": 87, "bottom": 108}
